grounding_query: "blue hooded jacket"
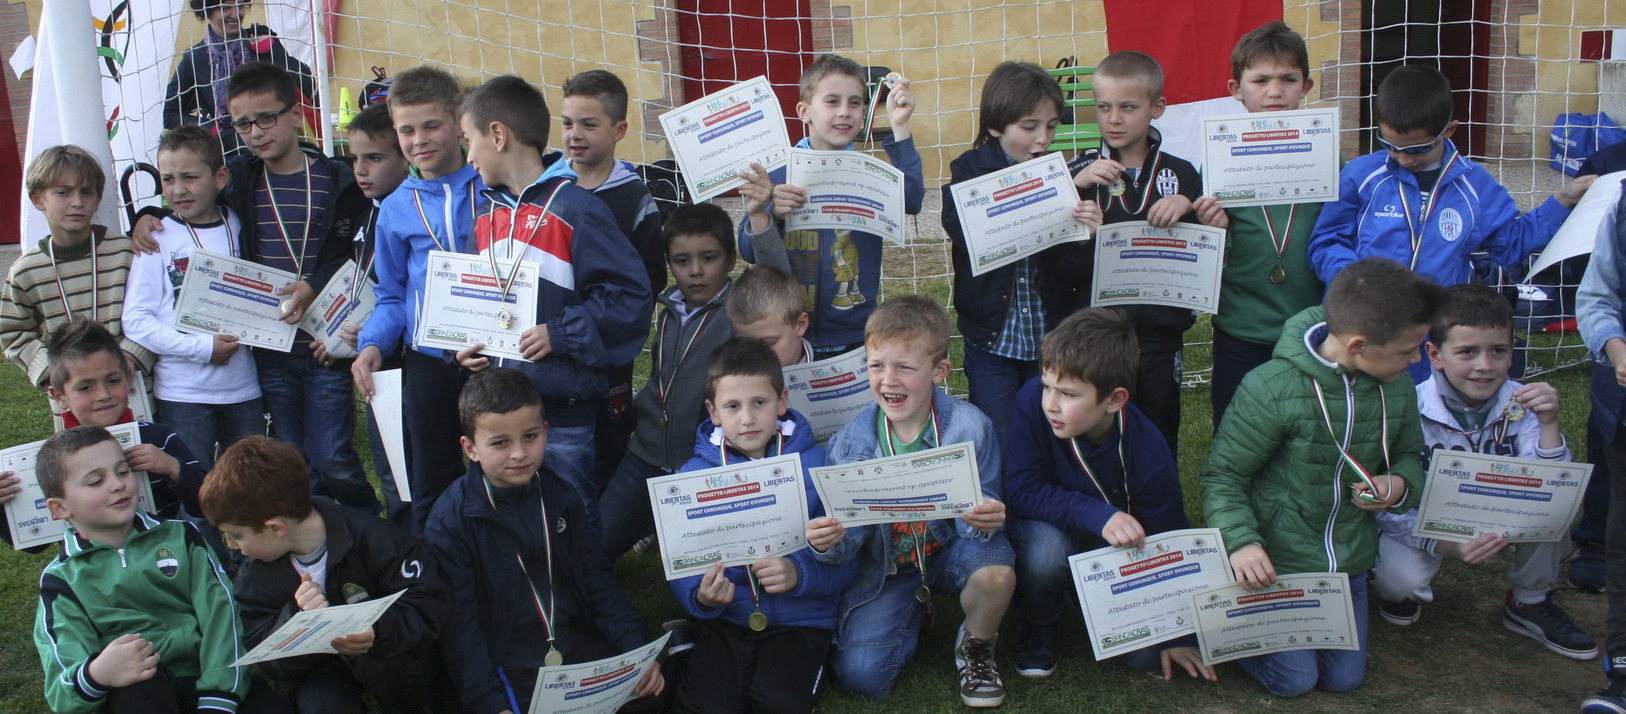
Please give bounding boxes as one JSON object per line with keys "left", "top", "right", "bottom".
{"left": 360, "top": 163, "right": 484, "bottom": 359}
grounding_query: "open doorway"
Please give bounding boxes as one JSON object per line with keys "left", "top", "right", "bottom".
{"left": 1361, "top": 0, "right": 1492, "bottom": 158}
{"left": 676, "top": 0, "right": 812, "bottom": 143}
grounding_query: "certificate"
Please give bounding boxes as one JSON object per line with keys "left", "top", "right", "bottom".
{"left": 172, "top": 249, "right": 298, "bottom": 352}
{"left": 784, "top": 347, "right": 870, "bottom": 444}
{"left": 298, "top": 259, "right": 376, "bottom": 360}
{"left": 528, "top": 632, "right": 670, "bottom": 714}
{"left": 232, "top": 590, "right": 405, "bottom": 666}
{"left": 370, "top": 369, "right": 411, "bottom": 502}
{"left": 413, "top": 250, "right": 539, "bottom": 362}
{"left": 659, "top": 76, "right": 792, "bottom": 201}
{"left": 1070, "top": 528, "right": 1233, "bottom": 661}
{"left": 1092, "top": 222, "right": 1225, "bottom": 313}
{"left": 1201, "top": 107, "right": 1341, "bottom": 207}
{"left": 947, "top": 153, "right": 1090, "bottom": 276}
{"left": 646, "top": 454, "right": 810, "bottom": 581}
{"left": 810, "top": 442, "right": 983, "bottom": 527}
{"left": 1412, "top": 451, "right": 1593, "bottom": 543}
{"left": 6, "top": 423, "right": 156, "bottom": 550}
{"left": 785, "top": 149, "right": 907, "bottom": 245}
{"left": 1191, "top": 573, "right": 1359, "bottom": 666}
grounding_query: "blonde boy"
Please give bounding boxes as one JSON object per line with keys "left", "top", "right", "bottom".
{"left": 727, "top": 265, "right": 813, "bottom": 366}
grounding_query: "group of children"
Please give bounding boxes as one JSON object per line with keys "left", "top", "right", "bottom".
{"left": 5, "top": 16, "right": 1620, "bottom": 714}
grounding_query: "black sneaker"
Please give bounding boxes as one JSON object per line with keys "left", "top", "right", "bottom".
{"left": 1013, "top": 622, "right": 1058, "bottom": 679}
{"left": 954, "top": 624, "right": 1005, "bottom": 708}
{"left": 1503, "top": 591, "right": 1598, "bottom": 660}
{"left": 1573, "top": 549, "right": 1607, "bottom": 593}
{"left": 1582, "top": 675, "right": 1626, "bottom": 714}
{"left": 661, "top": 619, "right": 696, "bottom": 656}
{"left": 1378, "top": 598, "right": 1421, "bottom": 626}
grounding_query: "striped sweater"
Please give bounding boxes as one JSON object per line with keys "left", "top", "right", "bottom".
{"left": 0, "top": 227, "right": 156, "bottom": 387}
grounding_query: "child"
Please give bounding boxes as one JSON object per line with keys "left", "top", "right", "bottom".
{"left": 1307, "top": 65, "right": 1594, "bottom": 382}
{"left": 737, "top": 54, "right": 924, "bottom": 358}
{"left": 200, "top": 436, "right": 453, "bottom": 713}
{"left": 123, "top": 125, "right": 262, "bottom": 469}
{"left": 425, "top": 368, "right": 662, "bottom": 713}
{"left": 804, "top": 295, "right": 1015, "bottom": 707}
{"left": 1070, "top": 50, "right": 1218, "bottom": 455}
{"left": 354, "top": 65, "right": 485, "bottom": 533}
{"left": 32, "top": 426, "right": 252, "bottom": 713}
{"left": 1002, "top": 307, "right": 1212, "bottom": 681}
{"left": 727, "top": 265, "right": 812, "bottom": 366}
{"left": 1192, "top": 22, "right": 1329, "bottom": 428}
{"left": 939, "top": 61, "right": 1101, "bottom": 447}
{"left": 1372, "top": 283, "right": 1594, "bottom": 660}
{"left": 2, "top": 145, "right": 155, "bottom": 391}
{"left": 597, "top": 203, "right": 737, "bottom": 559}
{"left": 668, "top": 337, "right": 855, "bottom": 714}
{"left": 1201, "top": 257, "right": 1444, "bottom": 697}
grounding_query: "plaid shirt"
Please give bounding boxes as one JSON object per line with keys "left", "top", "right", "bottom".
{"left": 987, "top": 257, "right": 1044, "bottom": 360}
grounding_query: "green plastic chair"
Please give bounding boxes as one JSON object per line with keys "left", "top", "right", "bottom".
{"left": 1047, "top": 63, "right": 1100, "bottom": 153}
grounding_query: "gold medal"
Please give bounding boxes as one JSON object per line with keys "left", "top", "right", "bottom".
{"left": 1270, "top": 265, "right": 1286, "bottom": 284}
{"left": 748, "top": 610, "right": 769, "bottom": 631}
{"left": 915, "top": 583, "right": 931, "bottom": 603}
{"left": 1503, "top": 400, "right": 1527, "bottom": 423}
{"left": 1108, "top": 178, "right": 1126, "bottom": 197}
{"left": 496, "top": 307, "right": 513, "bottom": 331}
{"left": 280, "top": 299, "right": 295, "bottom": 314}
{"left": 544, "top": 647, "right": 564, "bottom": 667}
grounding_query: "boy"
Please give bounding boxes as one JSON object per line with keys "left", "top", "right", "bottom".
{"left": 32, "top": 426, "right": 251, "bottom": 713}
{"left": 1192, "top": 22, "right": 1329, "bottom": 428}
{"left": 354, "top": 65, "right": 484, "bottom": 533}
{"left": 123, "top": 125, "right": 262, "bottom": 469}
{"left": 803, "top": 295, "right": 1015, "bottom": 707}
{"left": 1071, "top": 50, "right": 1218, "bottom": 455}
{"left": 597, "top": 203, "right": 737, "bottom": 559}
{"left": 200, "top": 436, "right": 452, "bottom": 713}
{"left": 737, "top": 54, "right": 924, "bottom": 358}
{"left": 3, "top": 145, "right": 155, "bottom": 391}
{"left": 453, "top": 74, "right": 653, "bottom": 525}
{"left": 668, "top": 337, "right": 855, "bottom": 713}
{"left": 1306, "top": 65, "right": 1594, "bottom": 382}
{"left": 1002, "top": 307, "right": 1212, "bottom": 681}
{"left": 1202, "top": 257, "right": 1444, "bottom": 697}
{"left": 425, "top": 368, "right": 662, "bottom": 714}
{"left": 727, "top": 265, "right": 812, "bottom": 366}
{"left": 1372, "top": 283, "right": 1594, "bottom": 661}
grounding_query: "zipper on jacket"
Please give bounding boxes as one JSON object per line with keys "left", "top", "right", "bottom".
{"left": 1323, "top": 374, "right": 1356, "bottom": 572}
{"left": 441, "top": 183, "right": 456, "bottom": 252}
{"left": 117, "top": 548, "right": 127, "bottom": 568}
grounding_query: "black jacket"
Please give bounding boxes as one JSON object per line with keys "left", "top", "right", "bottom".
{"left": 162, "top": 26, "right": 318, "bottom": 159}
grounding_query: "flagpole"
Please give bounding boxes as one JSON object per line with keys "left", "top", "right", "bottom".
{"left": 23, "top": 0, "right": 122, "bottom": 241}
{"left": 309, "top": 0, "right": 333, "bottom": 157}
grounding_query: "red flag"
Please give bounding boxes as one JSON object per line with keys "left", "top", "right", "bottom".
{"left": 1102, "top": 0, "right": 1282, "bottom": 105}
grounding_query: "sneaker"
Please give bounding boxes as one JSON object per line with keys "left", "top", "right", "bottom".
{"left": 1582, "top": 676, "right": 1626, "bottom": 714}
{"left": 1378, "top": 598, "right": 1421, "bottom": 626}
{"left": 633, "top": 533, "right": 658, "bottom": 554}
{"left": 831, "top": 294, "right": 855, "bottom": 310}
{"left": 1012, "top": 622, "right": 1057, "bottom": 678}
{"left": 1504, "top": 591, "right": 1598, "bottom": 660}
{"left": 661, "top": 619, "right": 696, "bottom": 656}
{"left": 954, "top": 624, "right": 1005, "bottom": 708}
{"left": 1573, "top": 549, "right": 1607, "bottom": 593}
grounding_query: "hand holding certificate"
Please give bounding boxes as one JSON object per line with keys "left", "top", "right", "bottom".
{"left": 1412, "top": 451, "right": 1593, "bottom": 543}
{"left": 1191, "top": 573, "right": 1359, "bottom": 665}
{"left": 528, "top": 633, "right": 670, "bottom": 714}
{"left": 299, "top": 259, "right": 377, "bottom": 360}
{"left": 1092, "top": 222, "right": 1226, "bottom": 313}
{"left": 1201, "top": 108, "right": 1341, "bottom": 207}
{"left": 232, "top": 590, "right": 405, "bottom": 666}
{"left": 6, "top": 423, "right": 156, "bottom": 549}
{"left": 948, "top": 154, "right": 1090, "bottom": 276}
{"left": 172, "top": 249, "right": 299, "bottom": 352}
{"left": 413, "top": 250, "right": 539, "bottom": 362}
{"left": 785, "top": 149, "right": 907, "bottom": 245}
{"left": 1070, "top": 528, "right": 1232, "bottom": 661}
{"left": 659, "top": 76, "right": 792, "bottom": 201}
{"left": 647, "top": 454, "right": 810, "bottom": 580}
{"left": 784, "top": 347, "right": 870, "bottom": 443}
{"left": 810, "top": 442, "right": 982, "bottom": 527}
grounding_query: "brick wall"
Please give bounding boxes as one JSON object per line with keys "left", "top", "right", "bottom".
{"left": 1, "top": 1, "right": 32, "bottom": 164}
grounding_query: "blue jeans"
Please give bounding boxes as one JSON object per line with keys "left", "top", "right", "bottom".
{"left": 256, "top": 350, "right": 379, "bottom": 514}
{"left": 961, "top": 342, "right": 1040, "bottom": 447}
{"left": 598, "top": 452, "right": 669, "bottom": 560}
{"left": 831, "top": 533, "right": 1015, "bottom": 699}
{"left": 543, "top": 422, "right": 597, "bottom": 530}
{"left": 1008, "top": 518, "right": 1102, "bottom": 629}
{"left": 157, "top": 398, "right": 265, "bottom": 469}
{"left": 1235, "top": 573, "right": 1370, "bottom": 697}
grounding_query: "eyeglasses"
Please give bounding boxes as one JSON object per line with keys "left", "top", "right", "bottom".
{"left": 230, "top": 106, "right": 292, "bottom": 134}
{"left": 1376, "top": 127, "right": 1449, "bottom": 156}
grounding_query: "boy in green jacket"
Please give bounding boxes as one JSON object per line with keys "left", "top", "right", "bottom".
{"left": 1200, "top": 257, "right": 1445, "bottom": 698}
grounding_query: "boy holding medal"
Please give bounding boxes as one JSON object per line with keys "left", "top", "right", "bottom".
{"left": 1370, "top": 283, "right": 1594, "bottom": 660}
{"left": 1202, "top": 257, "right": 1443, "bottom": 697}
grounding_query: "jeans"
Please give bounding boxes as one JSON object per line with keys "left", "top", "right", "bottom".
{"left": 1210, "top": 329, "right": 1276, "bottom": 433}
{"left": 402, "top": 349, "right": 468, "bottom": 536}
{"left": 1008, "top": 519, "right": 1102, "bottom": 629}
{"left": 1579, "top": 361, "right": 1619, "bottom": 550}
{"left": 157, "top": 398, "right": 266, "bottom": 469}
{"left": 831, "top": 533, "right": 1015, "bottom": 699}
{"left": 1602, "top": 421, "right": 1626, "bottom": 655}
{"left": 1235, "top": 573, "right": 1370, "bottom": 697}
{"left": 543, "top": 422, "right": 598, "bottom": 530}
{"left": 256, "top": 350, "right": 379, "bottom": 514}
{"left": 962, "top": 341, "right": 1040, "bottom": 447}
{"left": 598, "top": 452, "right": 670, "bottom": 560}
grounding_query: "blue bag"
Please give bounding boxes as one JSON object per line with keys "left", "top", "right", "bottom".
{"left": 1552, "top": 112, "right": 1626, "bottom": 176}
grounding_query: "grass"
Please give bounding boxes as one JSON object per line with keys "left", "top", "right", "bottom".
{"left": 0, "top": 319, "right": 1607, "bottom": 714}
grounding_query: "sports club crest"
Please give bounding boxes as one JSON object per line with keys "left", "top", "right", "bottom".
{"left": 1155, "top": 168, "right": 1179, "bottom": 197}
{"left": 155, "top": 547, "right": 179, "bottom": 578}
{"left": 1438, "top": 208, "right": 1464, "bottom": 242}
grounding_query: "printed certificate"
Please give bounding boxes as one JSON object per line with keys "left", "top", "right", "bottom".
{"left": 1412, "top": 451, "right": 1593, "bottom": 543}
{"left": 810, "top": 442, "right": 983, "bottom": 527}
{"left": 172, "top": 249, "right": 298, "bottom": 351}
{"left": 785, "top": 149, "right": 907, "bottom": 245}
{"left": 784, "top": 347, "right": 870, "bottom": 444}
{"left": 647, "top": 454, "right": 810, "bottom": 581}
{"left": 529, "top": 633, "right": 671, "bottom": 714}
{"left": 232, "top": 591, "right": 405, "bottom": 666}
{"left": 299, "top": 259, "right": 376, "bottom": 360}
{"left": 1191, "top": 573, "right": 1359, "bottom": 666}
{"left": 1070, "top": 528, "right": 1233, "bottom": 661}
{"left": 948, "top": 153, "right": 1090, "bottom": 276}
{"left": 1201, "top": 107, "right": 1341, "bottom": 207}
{"left": 413, "top": 250, "right": 539, "bottom": 362}
{"left": 659, "top": 76, "right": 792, "bottom": 201}
{"left": 1092, "top": 222, "right": 1226, "bottom": 313}
{"left": 5, "top": 423, "right": 156, "bottom": 550}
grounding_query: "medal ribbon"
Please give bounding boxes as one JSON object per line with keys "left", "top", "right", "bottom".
{"left": 1260, "top": 204, "right": 1296, "bottom": 265}
{"left": 351, "top": 205, "right": 378, "bottom": 303}
{"left": 1397, "top": 151, "right": 1462, "bottom": 270}
{"left": 480, "top": 477, "right": 558, "bottom": 658}
{"left": 490, "top": 183, "right": 567, "bottom": 306}
{"left": 180, "top": 212, "right": 237, "bottom": 257}
{"left": 652, "top": 308, "right": 719, "bottom": 409}
{"left": 1095, "top": 142, "right": 1163, "bottom": 216}
{"left": 48, "top": 239, "right": 99, "bottom": 324}
{"left": 881, "top": 405, "right": 940, "bottom": 572}
{"left": 719, "top": 431, "right": 786, "bottom": 465}
{"left": 412, "top": 184, "right": 478, "bottom": 253}
{"left": 264, "top": 156, "right": 313, "bottom": 274}
{"left": 1067, "top": 411, "right": 1129, "bottom": 512}
{"left": 1310, "top": 376, "right": 1389, "bottom": 495}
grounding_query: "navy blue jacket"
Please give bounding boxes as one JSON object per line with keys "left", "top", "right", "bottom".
{"left": 161, "top": 26, "right": 317, "bottom": 159}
